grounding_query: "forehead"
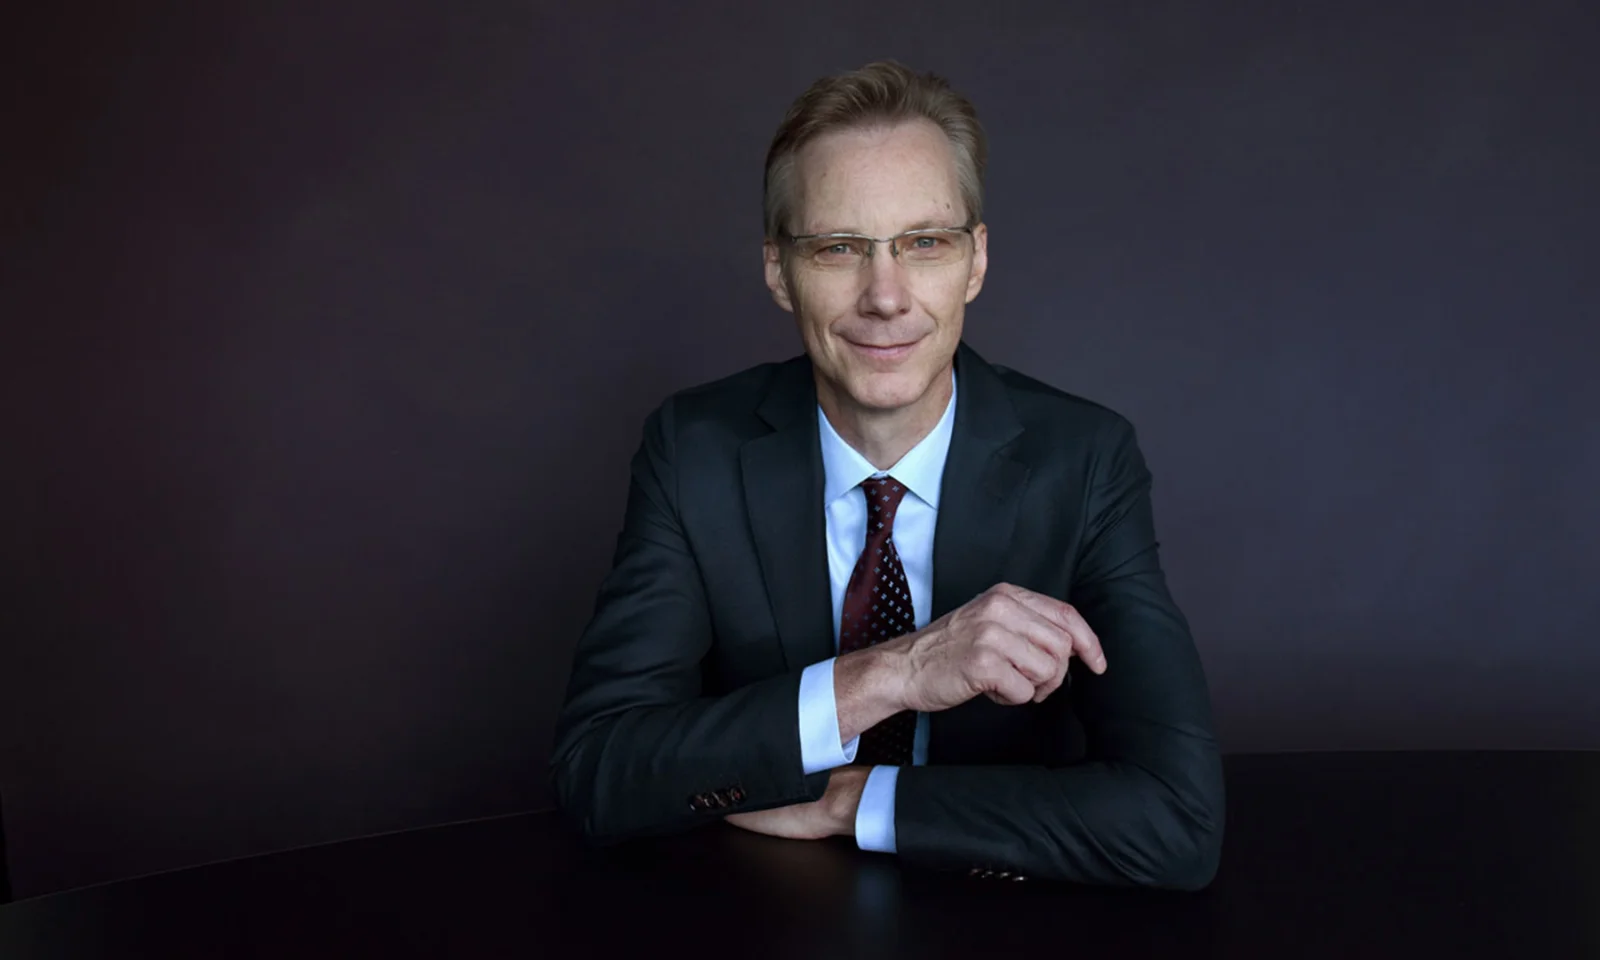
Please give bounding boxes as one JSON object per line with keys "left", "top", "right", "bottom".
{"left": 790, "top": 119, "right": 965, "bottom": 235}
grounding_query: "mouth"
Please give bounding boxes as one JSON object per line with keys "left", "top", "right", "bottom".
{"left": 843, "top": 338, "right": 920, "bottom": 362}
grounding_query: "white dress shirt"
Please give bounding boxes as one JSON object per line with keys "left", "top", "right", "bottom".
{"left": 796, "top": 372, "right": 957, "bottom": 854}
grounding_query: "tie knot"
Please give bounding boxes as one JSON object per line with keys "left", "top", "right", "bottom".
{"left": 861, "top": 476, "right": 909, "bottom": 530}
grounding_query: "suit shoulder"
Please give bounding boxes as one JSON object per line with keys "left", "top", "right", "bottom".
{"left": 646, "top": 356, "right": 798, "bottom": 441}
{"left": 989, "top": 361, "right": 1135, "bottom": 442}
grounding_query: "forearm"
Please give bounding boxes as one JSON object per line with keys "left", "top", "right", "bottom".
{"left": 832, "top": 643, "right": 911, "bottom": 744}
{"left": 894, "top": 738, "right": 1225, "bottom": 888}
{"left": 551, "top": 668, "right": 829, "bottom": 844}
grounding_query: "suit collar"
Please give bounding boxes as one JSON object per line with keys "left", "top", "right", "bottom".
{"left": 754, "top": 353, "right": 817, "bottom": 431}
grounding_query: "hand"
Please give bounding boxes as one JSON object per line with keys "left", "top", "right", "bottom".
{"left": 723, "top": 766, "right": 870, "bottom": 840}
{"left": 890, "top": 583, "right": 1106, "bottom": 713}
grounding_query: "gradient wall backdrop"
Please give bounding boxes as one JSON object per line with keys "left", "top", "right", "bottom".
{"left": 4, "top": 0, "right": 1596, "bottom": 899}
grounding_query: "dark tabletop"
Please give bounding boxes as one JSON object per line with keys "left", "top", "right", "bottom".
{"left": 2, "top": 752, "right": 1597, "bottom": 958}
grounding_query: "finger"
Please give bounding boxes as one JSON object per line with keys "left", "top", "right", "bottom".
{"left": 988, "top": 599, "right": 1094, "bottom": 701}
{"left": 1009, "top": 589, "right": 1106, "bottom": 675}
{"left": 1055, "top": 605, "right": 1106, "bottom": 675}
{"left": 970, "top": 636, "right": 1049, "bottom": 704}
{"left": 1018, "top": 616, "right": 1074, "bottom": 700}
{"left": 982, "top": 662, "right": 1037, "bottom": 706}
{"left": 989, "top": 600, "right": 1077, "bottom": 693}
{"left": 985, "top": 626, "right": 1059, "bottom": 687}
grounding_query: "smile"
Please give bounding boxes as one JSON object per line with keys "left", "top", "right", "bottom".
{"left": 845, "top": 339, "right": 918, "bottom": 362}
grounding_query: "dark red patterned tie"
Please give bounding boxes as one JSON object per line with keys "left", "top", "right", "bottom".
{"left": 838, "top": 476, "right": 917, "bottom": 767}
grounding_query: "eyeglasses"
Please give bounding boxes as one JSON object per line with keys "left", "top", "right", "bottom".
{"left": 779, "top": 225, "right": 974, "bottom": 270}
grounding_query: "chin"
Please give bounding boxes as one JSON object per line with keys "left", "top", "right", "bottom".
{"left": 844, "top": 368, "right": 932, "bottom": 412}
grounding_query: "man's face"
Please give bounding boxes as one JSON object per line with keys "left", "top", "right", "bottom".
{"left": 764, "top": 120, "right": 988, "bottom": 416}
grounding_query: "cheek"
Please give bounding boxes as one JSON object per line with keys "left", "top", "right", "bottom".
{"left": 918, "top": 276, "right": 973, "bottom": 325}
{"left": 793, "top": 285, "right": 851, "bottom": 339}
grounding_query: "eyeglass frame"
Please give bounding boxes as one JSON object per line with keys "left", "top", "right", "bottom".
{"left": 776, "top": 223, "right": 978, "bottom": 266}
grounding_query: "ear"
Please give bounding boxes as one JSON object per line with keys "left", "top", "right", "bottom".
{"left": 964, "top": 223, "right": 989, "bottom": 304}
{"left": 764, "top": 240, "right": 794, "bottom": 313}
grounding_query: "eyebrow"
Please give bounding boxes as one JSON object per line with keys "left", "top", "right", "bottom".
{"left": 801, "top": 219, "right": 966, "bottom": 236}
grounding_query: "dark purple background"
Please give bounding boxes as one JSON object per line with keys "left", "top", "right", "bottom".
{"left": 4, "top": 1, "right": 1596, "bottom": 899}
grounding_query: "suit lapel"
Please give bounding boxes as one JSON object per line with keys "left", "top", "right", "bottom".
{"left": 931, "top": 343, "right": 1030, "bottom": 620}
{"left": 741, "top": 357, "right": 835, "bottom": 673}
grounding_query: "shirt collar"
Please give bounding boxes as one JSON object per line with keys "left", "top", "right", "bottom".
{"left": 818, "top": 371, "right": 958, "bottom": 509}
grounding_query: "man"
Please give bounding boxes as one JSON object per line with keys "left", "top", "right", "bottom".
{"left": 549, "top": 61, "right": 1224, "bottom": 889}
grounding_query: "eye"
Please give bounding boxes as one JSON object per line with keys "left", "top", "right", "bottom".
{"left": 899, "top": 231, "right": 965, "bottom": 263}
{"left": 805, "top": 236, "right": 868, "bottom": 265}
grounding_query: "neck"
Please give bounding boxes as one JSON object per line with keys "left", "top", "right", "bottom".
{"left": 817, "top": 365, "right": 954, "bottom": 471}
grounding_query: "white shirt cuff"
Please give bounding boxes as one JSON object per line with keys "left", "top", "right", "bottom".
{"left": 798, "top": 658, "right": 858, "bottom": 775}
{"left": 854, "top": 765, "right": 899, "bottom": 853}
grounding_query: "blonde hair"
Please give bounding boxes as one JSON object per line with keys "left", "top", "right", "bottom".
{"left": 762, "top": 60, "right": 987, "bottom": 239}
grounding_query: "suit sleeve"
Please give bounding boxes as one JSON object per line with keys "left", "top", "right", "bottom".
{"left": 548, "top": 398, "right": 831, "bottom": 844}
{"left": 893, "top": 418, "right": 1225, "bottom": 889}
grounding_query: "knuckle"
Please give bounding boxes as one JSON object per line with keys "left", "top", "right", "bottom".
{"left": 990, "top": 583, "right": 1022, "bottom": 604}
{"left": 970, "top": 647, "right": 1001, "bottom": 674}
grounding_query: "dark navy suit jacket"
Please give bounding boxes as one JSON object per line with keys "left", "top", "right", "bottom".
{"left": 550, "top": 342, "right": 1224, "bottom": 888}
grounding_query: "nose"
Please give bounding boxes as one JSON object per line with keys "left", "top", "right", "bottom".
{"left": 857, "top": 243, "right": 912, "bottom": 320}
